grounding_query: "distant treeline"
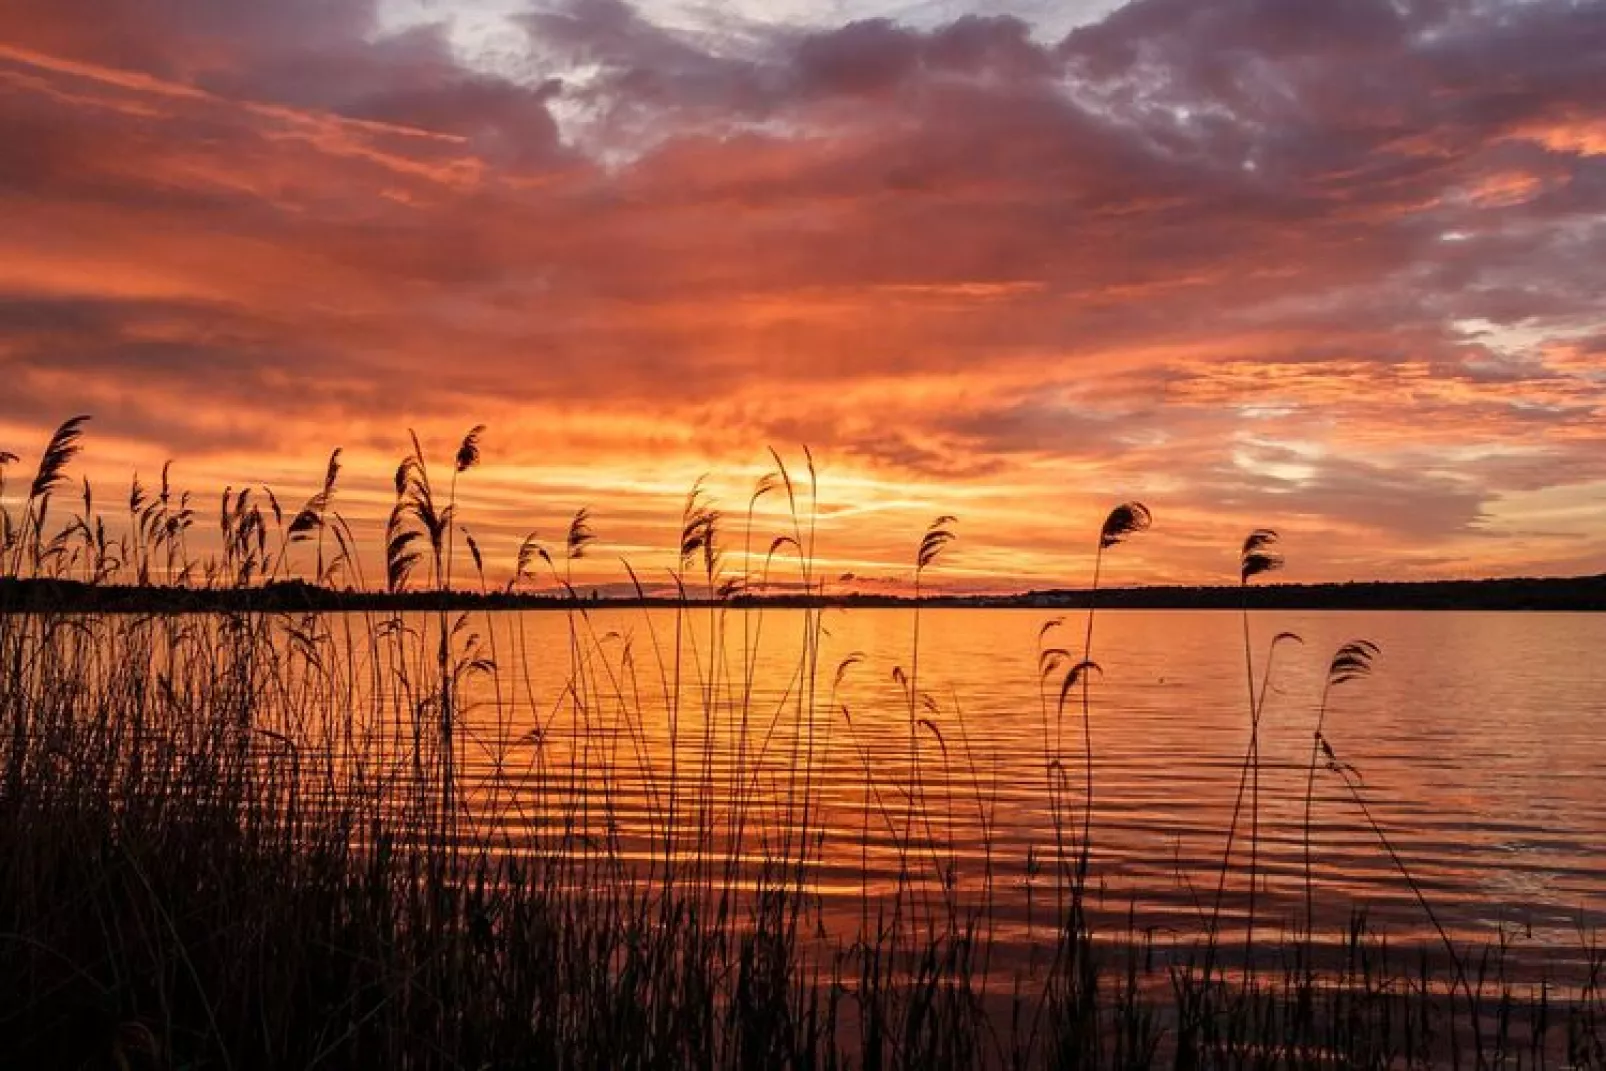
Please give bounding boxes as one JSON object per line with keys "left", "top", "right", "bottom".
{"left": 4, "top": 573, "right": 1605, "bottom": 613}
{"left": 1010, "top": 574, "right": 1606, "bottom": 612}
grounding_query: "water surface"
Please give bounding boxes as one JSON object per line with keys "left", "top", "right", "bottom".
{"left": 450, "top": 607, "right": 1605, "bottom": 970}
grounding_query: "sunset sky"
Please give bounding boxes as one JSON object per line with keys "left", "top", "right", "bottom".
{"left": 1, "top": 0, "right": 1603, "bottom": 592}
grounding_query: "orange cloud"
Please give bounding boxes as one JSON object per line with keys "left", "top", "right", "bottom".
{"left": 0, "top": 0, "right": 1603, "bottom": 589}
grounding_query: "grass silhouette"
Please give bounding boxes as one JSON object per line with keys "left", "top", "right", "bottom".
{"left": 0, "top": 415, "right": 1600, "bottom": 1069}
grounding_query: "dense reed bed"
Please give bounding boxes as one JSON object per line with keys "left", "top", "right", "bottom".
{"left": 0, "top": 416, "right": 1601, "bottom": 1069}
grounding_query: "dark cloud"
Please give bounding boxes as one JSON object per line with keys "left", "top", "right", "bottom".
{"left": 0, "top": 0, "right": 379, "bottom": 81}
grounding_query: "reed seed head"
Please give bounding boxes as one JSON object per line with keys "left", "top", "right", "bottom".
{"left": 1099, "top": 502, "right": 1153, "bottom": 549}
{"left": 28, "top": 414, "right": 90, "bottom": 502}
{"left": 455, "top": 425, "right": 486, "bottom": 474}
{"left": 1327, "top": 639, "right": 1381, "bottom": 688}
{"left": 1240, "top": 528, "right": 1284, "bottom": 583}
{"left": 917, "top": 515, "right": 957, "bottom": 572}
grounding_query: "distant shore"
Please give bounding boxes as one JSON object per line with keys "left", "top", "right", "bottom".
{"left": 4, "top": 573, "right": 1604, "bottom": 613}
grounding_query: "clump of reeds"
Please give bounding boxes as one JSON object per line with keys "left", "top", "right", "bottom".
{"left": 0, "top": 415, "right": 1598, "bottom": 1069}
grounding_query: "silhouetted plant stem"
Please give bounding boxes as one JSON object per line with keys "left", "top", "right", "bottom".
{"left": 1324, "top": 736, "right": 1475, "bottom": 1029}
{"left": 1078, "top": 544, "right": 1101, "bottom": 895}
{"left": 1304, "top": 640, "right": 1381, "bottom": 937}
{"left": 1241, "top": 591, "right": 1258, "bottom": 974}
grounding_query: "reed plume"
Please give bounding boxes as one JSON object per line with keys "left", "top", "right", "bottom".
{"left": 1099, "top": 501, "right": 1152, "bottom": 549}
{"left": 445, "top": 425, "right": 484, "bottom": 590}
{"left": 680, "top": 483, "right": 723, "bottom": 585}
{"left": 26, "top": 414, "right": 89, "bottom": 503}
{"left": 1240, "top": 528, "right": 1283, "bottom": 583}
{"left": 455, "top": 424, "right": 486, "bottom": 474}
{"left": 12, "top": 415, "right": 89, "bottom": 573}
{"left": 508, "top": 532, "right": 544, "bottom": 592}
{"left": 568, "top": 508, "right": 596, "bottom": 562}
{"left": 288, "top": 448, "right": 343, "bottom": 583}
{"left": 918, "top": 514, "right": 957, "bottom": 571}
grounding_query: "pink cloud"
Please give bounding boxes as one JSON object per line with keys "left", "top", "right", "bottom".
{"left": 0, "top": 0, "right": 1602, "bottom": 587}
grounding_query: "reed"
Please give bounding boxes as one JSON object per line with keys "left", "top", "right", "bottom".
{"left": 1303, "top": 639, "right": 1381, "bottom": 933}
{"left": 1239, "top": 528, "right": 1284, "bottom": 974}
{"left": 0, "top": 416, "right": 1597, "bottom": 1069}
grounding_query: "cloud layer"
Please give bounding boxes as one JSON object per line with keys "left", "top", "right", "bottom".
{"left": 1, "top": 0, "right": 1602, "bottom": 588}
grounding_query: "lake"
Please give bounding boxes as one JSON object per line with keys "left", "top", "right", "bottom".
{"left": 433, "top": 606, "right": 1606, "bottom": 974}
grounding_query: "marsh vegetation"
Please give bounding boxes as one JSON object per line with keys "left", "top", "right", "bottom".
{"left": 1, "top": 417, "right": 1601, "bottom": 1068}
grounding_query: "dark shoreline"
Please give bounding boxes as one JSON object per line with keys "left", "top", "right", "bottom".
{"left": 4, "top": 573, "right": 1604, "bottom": 613}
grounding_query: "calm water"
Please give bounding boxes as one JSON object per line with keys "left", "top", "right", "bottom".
{"left": 451, "top": 608, "right": 1605, "bottom": 969}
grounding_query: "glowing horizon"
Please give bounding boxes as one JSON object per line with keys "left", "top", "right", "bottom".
{"left": 1, "top": 0, "right": 1602, "bottom": 591}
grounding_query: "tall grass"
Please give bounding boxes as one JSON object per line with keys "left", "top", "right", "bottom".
{"left": 0, "top": 416, "right": 1599, "bottom": 1069}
